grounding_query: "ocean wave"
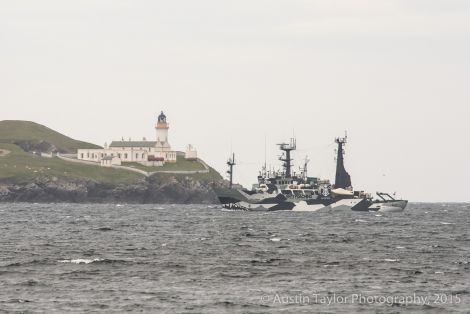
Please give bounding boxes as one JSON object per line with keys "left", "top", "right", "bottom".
{"left": 5, "top": 299, "right": 31, "bottom": 303}
{"left": 2, "top": 260, "right": 48, "bottom": 267}
{"left": 250, "top": 258, "right": 291, "bottom": 266}
{"left": 95, "top": 227, "right": 113, "bottom": 231}
{"left": 58, "top": 258, "right": 103, "bottom": 264}
{"left": 219, "top": 272, "right": 254, "bottom": 278}
{"left": 57, "top": 258, "right": 132, "bottom": 265}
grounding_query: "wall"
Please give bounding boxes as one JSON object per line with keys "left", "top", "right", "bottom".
{"left": 78, "top": 148, "right": 149, "bottom": 163}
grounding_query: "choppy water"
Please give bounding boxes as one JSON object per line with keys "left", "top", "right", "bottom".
{"left": 0, "top": 203, "right": 469, "bottom": 313}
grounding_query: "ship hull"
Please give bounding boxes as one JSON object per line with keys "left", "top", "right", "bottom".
{"left": 368, "top": 200, "right": 408, "bottom": 212}
{"left": 215, "top": 188, "right": 370, "bottom": 212}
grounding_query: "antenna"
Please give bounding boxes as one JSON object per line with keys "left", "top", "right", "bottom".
{"left": 263, "top": 135, "right": 267, "bottom": 177}
{"left": 335, "top": 134, "right": 347, "bottom": 149}
{"left": 264, "top": 135, "right": 267, "bottom": 168}
{"left": 227, "top": 153, "right": 236, "bottom": 189}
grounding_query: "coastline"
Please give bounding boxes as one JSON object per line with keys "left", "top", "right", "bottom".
{"left": 0, "top": 175, "right": 225, "bottom": 204}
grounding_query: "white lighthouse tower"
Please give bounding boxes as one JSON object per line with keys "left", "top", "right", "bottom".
{"left": 155, "top": 111, "right": 170, "bottom": 145}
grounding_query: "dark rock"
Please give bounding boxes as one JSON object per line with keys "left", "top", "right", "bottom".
{"left": 0, "top": 175, "right": 224, "bottom": 204}
{"left": 14, "top": 140, "right": 61, "bottom": 154}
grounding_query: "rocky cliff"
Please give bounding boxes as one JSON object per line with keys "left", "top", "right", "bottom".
{"left": 0, "top": 174, "right": 226, "bottom": 204}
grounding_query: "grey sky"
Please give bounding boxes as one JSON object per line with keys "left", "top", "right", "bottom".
{"left": 2, "top": 0, "right": 469, "bottom": 201}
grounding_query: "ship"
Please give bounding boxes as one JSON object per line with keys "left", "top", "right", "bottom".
{"left": 368, "top": 192, "right": 408, "bottom": 212}
{"left": 215, "top": 135, "right": 407, "bottom": 212}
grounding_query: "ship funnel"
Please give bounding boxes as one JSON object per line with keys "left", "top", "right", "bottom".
{"left": 334, "top": 135, "right": 352, "bottom": 189}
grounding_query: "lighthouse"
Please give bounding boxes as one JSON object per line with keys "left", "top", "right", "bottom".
{"left": 77, "top": 110, "right": 178, "bottom": 166}
{"left": 155, "top": 111, "right": 169, "bottom": 145}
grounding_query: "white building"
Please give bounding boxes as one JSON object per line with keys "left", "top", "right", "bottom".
{"left": 185, "top": 144, "right": 198, "bottom": 161}
{"left": 78, "top": 111, "right": 182, "bottom": 167}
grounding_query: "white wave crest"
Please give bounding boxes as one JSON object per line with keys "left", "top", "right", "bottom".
{"left": 58, "top": 258, "right": 103, "bottom": 264}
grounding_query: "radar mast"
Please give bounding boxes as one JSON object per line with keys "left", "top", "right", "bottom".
{"left": 277, "top": 138, "right": 296, "bottom": 178}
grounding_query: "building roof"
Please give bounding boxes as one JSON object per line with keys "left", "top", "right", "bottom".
{"left": 109, "top": 141, "right": 157, "bottom": 148}
{"left": 158, "top": 111, "right": 166, "bottom": 122}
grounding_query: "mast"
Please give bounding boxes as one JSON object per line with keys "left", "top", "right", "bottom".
{"left": 262, "top": 135, "right": 267, "bottom": 179}
{"left": 258, "top": 138, "right": 267, "bottom": 183}
{"left": 300, "top": 155, "right": 309, "bottom": 181}
{"left": 227, "top": 153, "right": 236, "bottom": 189}
{"left": 334, "top": 133, "right": 352, "bottom": 189}
{"left": 277, "top": 138, "right": 296, "bottom": 178}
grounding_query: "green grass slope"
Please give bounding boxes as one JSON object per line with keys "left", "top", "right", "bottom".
{"left": 122, "top": 155, "right": 206, "bottom": 172}
{"left": 0, "top": 143, "right": 142, "bottom": 184}
{"left": 0, "top": 120, "right": 101, "bottom": 153}
{"left": 0, "top": 120, "right": 223, "bottom": 185}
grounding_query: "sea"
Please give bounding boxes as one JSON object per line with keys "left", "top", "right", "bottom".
{"left": 0, "top": 203, "right": 469, "bottom": 313}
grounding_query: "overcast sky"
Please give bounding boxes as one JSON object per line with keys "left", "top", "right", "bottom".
{"left": 2, "top": 0, "right": 469, "bottom": 202}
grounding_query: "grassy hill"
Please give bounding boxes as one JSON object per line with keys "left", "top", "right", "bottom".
{"left": 0, "top": 120, "right": 223, "bottom": 185}
{"left": 0, "top": 120, "right": 101, "bottom": 153}
{"left": 0, "top": 143, "right": 142, "bottom": 184}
